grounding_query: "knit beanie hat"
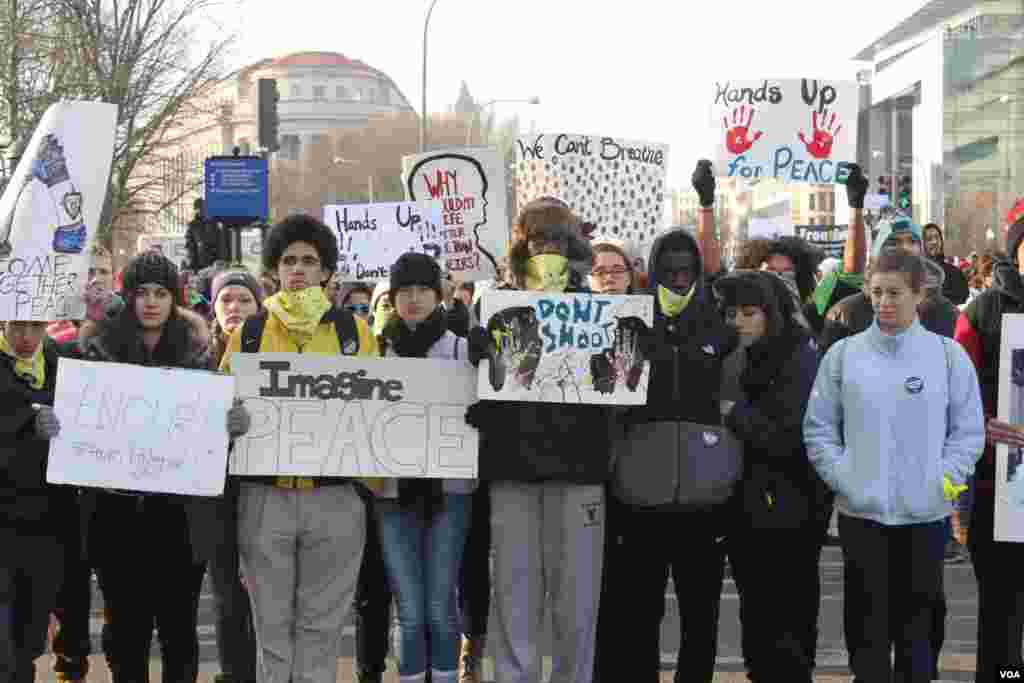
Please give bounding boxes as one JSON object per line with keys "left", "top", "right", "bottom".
{"left": 211, "top": 270, "right": 263, "bottom": 307}
{"left": 122, "top": 252, "right": 181, "bottom": 304}
{"left": 872, "top": 215, "right": 923, "bottom": 259}
{"left": 389, "top": 253, "right": 443, "bottom": 301}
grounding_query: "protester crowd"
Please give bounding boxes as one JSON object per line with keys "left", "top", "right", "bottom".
{"left": 2, "top": 159, "right": 1022, "bottom": 683}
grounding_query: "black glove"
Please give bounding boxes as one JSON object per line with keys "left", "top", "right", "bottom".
{"left": 844, "top": 163, "right": 868, "bottom": 209}
{"left": 467, "top": 326, "right": 492, "bottom": 368}
{"left": 692, "top": 160, "right": 716, "bottom": 208}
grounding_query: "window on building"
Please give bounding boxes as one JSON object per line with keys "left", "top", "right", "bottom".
{"left": 313, "top": 85, "right": 326, "bottom": 101}
{"left": 336, "top": 85, "right": 348, "bottom": 100}
{"left": 290, "top": 84, "right": 301, "bottom": 98}
{"left": 809, "top": 194, "right": 816, "bottom": 210}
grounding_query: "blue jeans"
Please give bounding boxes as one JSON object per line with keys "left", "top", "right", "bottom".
{"left": 376, "top": 494, "right": 471, "bottom": 679}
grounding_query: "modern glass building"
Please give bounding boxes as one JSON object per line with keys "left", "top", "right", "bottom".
{"left": 856, "top": 0, "right": 1024, "bottom": 256}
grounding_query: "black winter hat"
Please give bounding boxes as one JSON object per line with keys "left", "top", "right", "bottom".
{"left": 389, "top": 253, "right": 443, "bottom": 300}
{"left": 122, "top": 252, "right": 180, "bottom": 303}
{"left": 1008, "top": 218, "right": 1024, "bottom": 265}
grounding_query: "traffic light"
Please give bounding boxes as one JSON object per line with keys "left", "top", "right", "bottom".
{"left": 898, "top": 175, "right": 912, "bottom": 210}
{"left": 257, "top": 78, "right": 280, "bottom": 152}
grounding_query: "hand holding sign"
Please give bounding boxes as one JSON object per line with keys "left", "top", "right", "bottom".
{"left": 798, "top": 110, "right": 843, "bottom": 159}
{"left": 723, "top": 106, "right": 763, "bottom": 155}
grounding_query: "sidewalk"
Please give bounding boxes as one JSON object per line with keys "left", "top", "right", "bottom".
{"left": 35, "top": 653, "right": 979, "bottom": 682}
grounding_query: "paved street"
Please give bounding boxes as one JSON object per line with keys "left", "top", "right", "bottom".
{"left": 35, "top": 543, "right": 982, "bottom": 682}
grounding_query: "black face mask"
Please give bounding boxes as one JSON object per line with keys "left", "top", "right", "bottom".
{"left": 656, "top": 250, "right": 699, "bottom": 294}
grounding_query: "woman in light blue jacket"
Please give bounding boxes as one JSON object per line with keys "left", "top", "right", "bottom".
{"left": 804, "top": 248, "right": 984, "bottom": 683}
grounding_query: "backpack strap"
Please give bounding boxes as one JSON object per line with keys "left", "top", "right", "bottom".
{"left": 240, "top": 312, "right": 268, "bottom": 353}
{"left": 453, "top": 335, "right": 462, "bottom": 361}
{"left": 331, "top": 309, "right": 361, "bottom": 356}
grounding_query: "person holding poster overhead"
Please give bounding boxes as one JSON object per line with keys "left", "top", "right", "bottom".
{"left": 0, "top": 319, "right": 72, "bottom": 683}
{"left": 804, "top": 249, "right": 984, "bottom": 683}
{"left": 464, "top": 197, "right": 610, "bottom": 683}
{"left": 601, "top": 162, "right": 740, "bottom": 683}
{"left": 372, "top": 253, "right": 474, "bottom": 683}
{"left": 953, "top": 206, "right": 1024, "bottom": 681}
{"left": 218, "top": 214, "right": 380, "bottom": 683}
{"left": 77, "top": 251, "right": 251, "bottom": 683}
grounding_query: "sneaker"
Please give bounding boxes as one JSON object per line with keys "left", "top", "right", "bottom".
{"left": 53, "top": 654, "right": 89, "bottom": 682}
{"left": 944, "top": 539, "right": 967, "bottom": 564}
{"left": 458, "top": 635, "right": 483, "bottom": 683}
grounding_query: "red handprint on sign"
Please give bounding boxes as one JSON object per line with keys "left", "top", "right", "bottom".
{"left": 798, "top": 110, "right": 843, "bottom": 159}
{"left": 723, "top": 106, "right": 763, "bottom": 155}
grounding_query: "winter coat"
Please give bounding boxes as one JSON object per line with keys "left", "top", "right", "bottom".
{"left": 464, "top": 285, "right": 616, "bottom": 485}
{"left": 0, "top": 340, "right": 76, "bottom": 534}
{"left": 726, "top": 327, "right": 831, "bottom": 530}
{"left": 804, "top": 319, "right": 984, "bottom": 526}
{"left": 954, "top": 258, "right": 1024, "bottom": 500}
{"left": 612, "top": 229, "right": 741, "bottom": 509}
{"left": 77, "top": 311, "right": 222, "bottom": 563}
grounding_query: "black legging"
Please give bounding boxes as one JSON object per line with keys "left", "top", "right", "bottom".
{"left": 458, "top": 482, "right": 491, "bottom": 639}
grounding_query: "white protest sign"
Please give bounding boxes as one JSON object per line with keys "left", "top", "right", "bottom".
{"left": 0, "top": 102, "right": 118, "bottom": 321}
{"left": 514, "top": 134, "right": 669, "bottom": 246}
{"left": 477, "top": 291, "right": 654, "bottom": 405}
{"left": 748, "top": 217, "right": 793, "bottom": 239}
{"left": 230, "top": 354, "right": 478, "bottom": 478}
{"left": 710, "top": 79, "right": 858, "bottom": 184}
{"left": 995, "top": 314, "right": 1024, "bottom": 542}
{"left": 403, "top": 147, "right": 507, "bottom": 280}
{"left": 137, "top": 232, "right": 263, "bottom": 274}
{"left": 47, "top": 359, "right": 234, "bottom": 496}
{"left": 321, "top": 201, "right": 444, "bottom": 281}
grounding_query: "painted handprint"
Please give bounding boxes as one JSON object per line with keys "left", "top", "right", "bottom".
{"left": 798, "top": 110, "right": 842, "bottom": 159}
{"left": 723, "top": 106, "right": 763, "bottom": 155}
{"left": 590, "top": 316, "right": 647, "bottom": 394}
{"left": 486, "top": 307, "right": 542, "bottom": 392}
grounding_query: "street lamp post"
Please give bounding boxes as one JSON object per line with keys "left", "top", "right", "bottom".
{"left": 466, "top": 97, "right": 541, "bottom": 147}
{"left": 419, "top": 0, "right": 442, "bottom": 153}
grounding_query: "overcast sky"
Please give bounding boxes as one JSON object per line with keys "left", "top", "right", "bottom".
{"left": 225, "top": 0, "right": 931, "bottom": 187}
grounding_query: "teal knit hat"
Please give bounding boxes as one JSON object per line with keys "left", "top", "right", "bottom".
{"left": 872, "top": 215, "right": 922, "bottom": 259}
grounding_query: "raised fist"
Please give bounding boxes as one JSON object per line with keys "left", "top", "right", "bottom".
{"left": 798, "top": 110, "right": 842, "bottom": 159}
{"left": 691, "top": 160, "right": 716, "bottom": 208}
{"left": 723, "top": 106, "right": 763, "bottom": 155}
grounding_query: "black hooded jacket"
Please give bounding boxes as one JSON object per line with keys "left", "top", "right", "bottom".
{"left": 625, "top": 229, "right": 738, "bottom": 426}
{"left": 714, "top": 272, "right": 831, "bottom": 529}
{"left": 0, "top": 340, "right": 76, "bottom": 533}
{"left": 925, "top": 227, "right": 970, "bottom": 305}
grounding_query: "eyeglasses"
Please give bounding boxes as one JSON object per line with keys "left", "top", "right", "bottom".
{"left": 345, "top": 303, "right": 370, "bottom": 315}
{"left": 592, "top": 266, "right": 628, "bottom": 278}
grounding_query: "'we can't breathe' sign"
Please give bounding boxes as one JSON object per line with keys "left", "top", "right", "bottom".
{"left": 710, "top": 78, "right": 858, "bottom": 184}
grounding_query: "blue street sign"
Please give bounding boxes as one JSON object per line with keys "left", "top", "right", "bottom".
{"left": 204, "top": 156, "right": 268, "bottom": 221}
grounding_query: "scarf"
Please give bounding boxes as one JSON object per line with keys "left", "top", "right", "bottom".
{"left": 383, "top": 307, "right": 448, "bottom": 518}
{"left": 383, "top": 307, "right": 447, "bottom": 359}
{"left": 657, "top": 283, "right": 695, "bottom": 317}
{"left": 813, "top": 269, "right": 864, "bottom": 315}
{"left": 526, "top": 254, "right": 569, "bottom": 292}
{"left": 263, "top": 287, "right": 332, "bottom": 348}
{"left": 740, "top": 327, "right": 808, "bottom": 400}
{"left": 0, "top": 330, "right": 45, "bottom": 389}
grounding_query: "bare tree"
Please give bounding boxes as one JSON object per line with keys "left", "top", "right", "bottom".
{"left": 0, "top": 0, "right": 237, "bottom": 245}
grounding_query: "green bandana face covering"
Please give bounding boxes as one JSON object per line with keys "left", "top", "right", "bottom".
{"left": 526, "top": 254, "right": 570, "bottom": 292}
{"left": 658, "top": 284, "right": 695, "bottom": 317}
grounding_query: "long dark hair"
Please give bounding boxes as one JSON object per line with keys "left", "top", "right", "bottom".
{"left": 96, "top": 292, "right": 192, "bottom": 366}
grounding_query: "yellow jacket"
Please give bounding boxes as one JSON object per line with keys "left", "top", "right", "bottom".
{"left": 220, "top": 310, "right": 386, "bottom": 493}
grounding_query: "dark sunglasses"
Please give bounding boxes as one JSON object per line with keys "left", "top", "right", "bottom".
{"left": 345, "top": 303, "right": 370, "bottom": 314}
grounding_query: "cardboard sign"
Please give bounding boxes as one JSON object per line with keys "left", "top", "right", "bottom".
{"left": 321, "top": 201, "right": 444, "bottom": 281}
{"left": 403, "top": 147, "right": 508, "bottom": 280}
{"left": 477, "top": 291, "right": 654, "bottom": 405}
{"left": 0, "top": 102, "right": 118, "bottom": 321}
{"left": 230, "top": 353, "right": 478, "bottom": 478}
{"left": 514, "top": 133, "right": 669, "bottom": 246}
{"left": 47, "top": 359, "right": 234, "bottom": 496}
{"left": 711, "top": 79, "right": 858, "bottom": 184}
{"left": 995, "top": 314, "right": 1024, "bottom": 542}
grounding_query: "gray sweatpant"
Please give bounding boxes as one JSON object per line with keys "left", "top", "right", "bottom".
{"left": 490, "top": 481, "right": 604, "bottom": 683}
{"left": 238, "top": 482, "right": 366, "bottom": 683}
